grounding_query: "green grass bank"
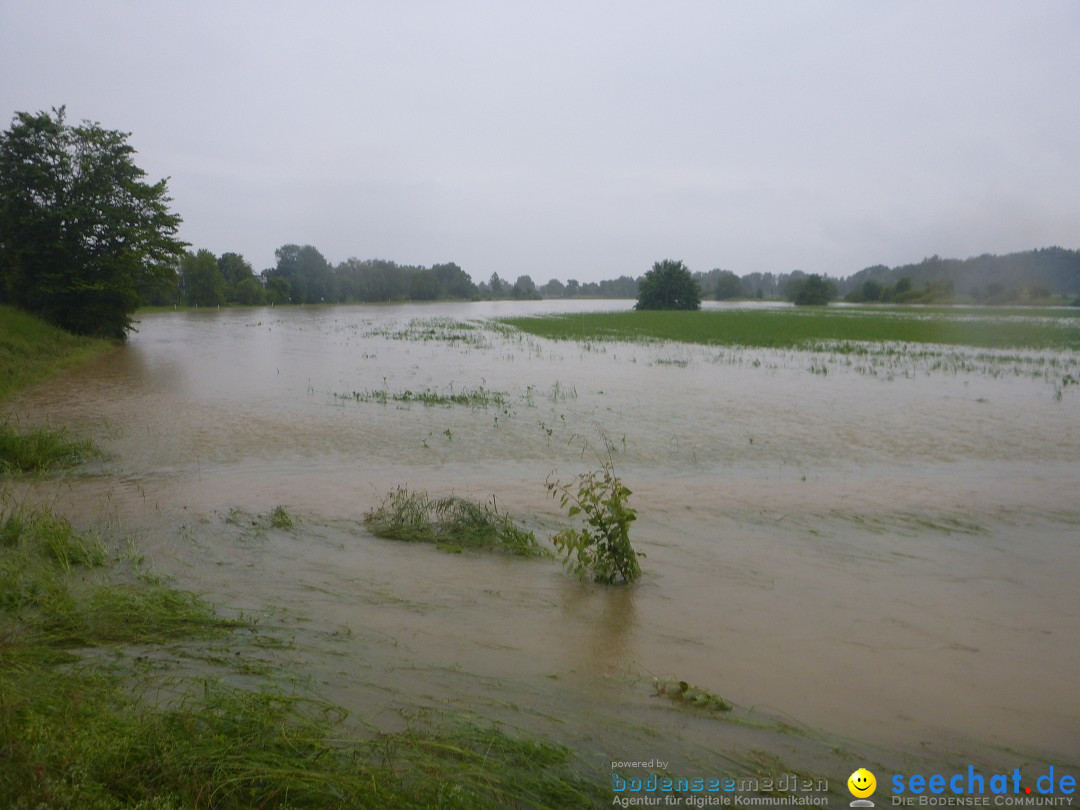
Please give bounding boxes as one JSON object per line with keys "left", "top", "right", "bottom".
{"left": 500, "top": 306, "right": 1080, "bottom": 351}
{"left": 0, "top": 305, "right": 113, "bottom": 402}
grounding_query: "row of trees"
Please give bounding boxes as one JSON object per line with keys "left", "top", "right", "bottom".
{"left": 162, "top": 246, "right": 644, "bottom": 308}
{"left": 636, "top": 262, "right": 837, "bottom": 309}
{"left": 162, "top": 251, "right": 841, "bottom": 314}
{"left": 263, "top": 245, "right": 481, "bottom": 305}
{"left": 141, "top": 246, "right": 486, "bottom": 307}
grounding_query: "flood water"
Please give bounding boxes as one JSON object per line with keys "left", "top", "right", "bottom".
{"left": 7, "top": 300, "right": 1080, "bottom": 776}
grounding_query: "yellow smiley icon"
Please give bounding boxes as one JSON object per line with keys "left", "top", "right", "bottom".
{"left": 848, "top": 768, "right": 877, "bottom": 798}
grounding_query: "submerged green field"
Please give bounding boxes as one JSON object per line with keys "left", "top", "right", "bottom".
{"left": 500, "top": 306, "right": 1080, "bottom": 350}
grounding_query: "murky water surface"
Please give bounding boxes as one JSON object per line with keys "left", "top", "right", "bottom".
{"left": 8, "top": 301, "right": 1080, "bottom": 771}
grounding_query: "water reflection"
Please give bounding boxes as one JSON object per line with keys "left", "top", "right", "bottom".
{"left": 557, "top": 581, "right": 640, "bottom": 677}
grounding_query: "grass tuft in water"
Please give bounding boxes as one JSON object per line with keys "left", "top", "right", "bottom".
{"left": 336, "top": 385, "right": 507, "bottom": 408}
{"left": 364, "top": 487, "right": 546, "bottom": 556}
{"left": 269, "top": 504, "right": 294, "bottom": 530}
{"left": 0, "top": 423, "right": 99, "bottom": 474}
{"left": 0, "top": 504, "right": 106, "bottom": 580}
{"left": 654, "top": 677, "right": 733, "bottom": 713}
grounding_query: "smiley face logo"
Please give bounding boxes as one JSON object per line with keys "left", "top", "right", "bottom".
{"left": 848, "top": 768, "right": 877, "bottom": 798}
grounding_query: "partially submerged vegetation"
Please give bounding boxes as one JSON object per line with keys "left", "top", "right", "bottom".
{"left": 362, "top": 316, "right": 492, "bottom": 347}
{"left": 548, "top": 460, "right": 642, "bottom": 584}
{"left": 654, "top": 677, "right": 734, "bottom": 713}
{"left": 364, "top": 487, "right": 545, "bottom": 556}
{"left": 0, "top": 422, "right": 99, "bottom": 474}
{"left": 0, "top": 500, "right": 607, "bottom": 808}
{"left": 335, "top": 384, "right": 507, "bottom": 408}
{"left": 224, "top": 504, "right": 297, "bottom": 534}
{"left": 501, "top": 307, "right": 1080, "bottom": 351}
{"left": 0, "top": 304, "right": 112, "bottom": 401}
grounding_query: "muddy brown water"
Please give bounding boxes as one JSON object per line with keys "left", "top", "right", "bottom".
{"left": 6, "top": 301, "right": 1079, "bottom": 779}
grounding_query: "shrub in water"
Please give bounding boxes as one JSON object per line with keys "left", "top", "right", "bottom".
{"left": 547, "top": 460, "right": 642, "bottom": 584}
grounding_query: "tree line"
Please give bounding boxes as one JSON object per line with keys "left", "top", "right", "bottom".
{"left": 149, "top": 245, "right": 484, "bottom": 307}
{"left": 150, "top": 244, "right": 1080, "bottom": 313}
{"left": 143, "top": 244, "right": 644, "bottom": 308}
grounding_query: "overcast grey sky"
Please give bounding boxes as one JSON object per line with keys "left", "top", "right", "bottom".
{"left": 2, "top": 1, "right": 1078, "bottom": 283}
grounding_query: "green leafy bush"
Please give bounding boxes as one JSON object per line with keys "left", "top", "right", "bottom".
{"left": 547, "top": 461, "right": 642, "bottom": 584}
{"left": 635, "top": 258, "right": 701, "bottom": 310}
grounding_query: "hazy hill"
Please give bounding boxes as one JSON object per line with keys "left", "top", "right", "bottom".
{"left": 841, "top": 247, "right": 1080, "bottom": 301}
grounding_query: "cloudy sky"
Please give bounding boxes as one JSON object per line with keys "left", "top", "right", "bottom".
{"left": 2, "top": 1, "right": 1078, "bottom": 283}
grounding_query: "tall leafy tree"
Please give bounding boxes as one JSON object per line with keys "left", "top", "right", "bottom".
{"left": 0, "top": 107, "right": 185, "bottom": 339}
{"left": 217, "top": 252, "right": 264, "bottom": 304}
{"left": 635, "top": 259, "right": 701, "bottom": 310}
{"left": 269, "top": 244, "right": 334, "bottom": 303}
{"left": 180, "top": 249, "right": 226, "bottom": 306}
{"left": 431, "top": 262, "right": 478, "bottom": 299}
{"left": 790, "top": 273, "right": 835, "bottom": 306}
{"left": 409, "top": 268, "right": 441, "bottom": 300}
{"left": 511, "top": 274, "right": 540, "bottom": 299}
{"left": 713, "top": 269, "right": 744, "bottom": 300}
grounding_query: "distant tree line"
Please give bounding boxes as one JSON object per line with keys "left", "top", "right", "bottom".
{"left": 144, "top": 244, "right": 1080, "bottom": 311}
{"left": 145, "top": 244, "right": 646, "bottom": 308}
{"left": 840, "top": 247, "right": 1080, "bottom": 304}
{"left": 537, "top": 275, "right": 639, "bottom": 299}
{"left": 141, "top": 244, "right": 485, "bottom": 307}
{"left": 692, "top": 248, "right": 1080, "bottom": 305}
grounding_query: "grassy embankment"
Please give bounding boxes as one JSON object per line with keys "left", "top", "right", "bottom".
{"left": 0, "top": 304, "right": 114, "bottom": 402}
{"left": 1, "top": 305, "right": 110, "bottom": 472}
{"left": 500, "top": 306, "right": 1080, "bottom": 350}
